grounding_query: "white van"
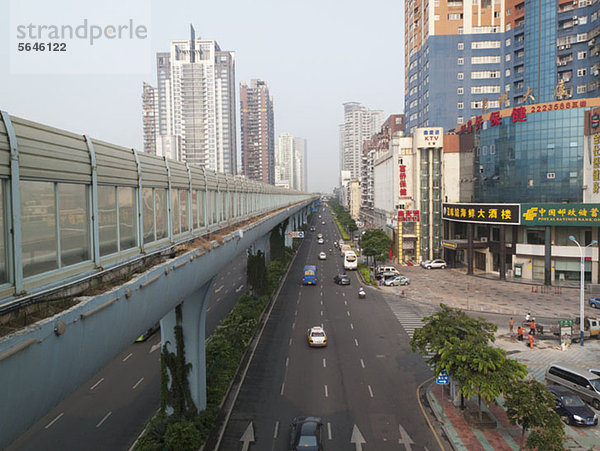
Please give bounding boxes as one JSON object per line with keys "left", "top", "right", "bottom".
{"left": 344, "top": 250, "right": 358, "bottom": 270}
{"left": 376, "top": 266, "right": 400, "bottom": 276}
{"left": 545, "top": 363, "right": 600, "bottom": 410}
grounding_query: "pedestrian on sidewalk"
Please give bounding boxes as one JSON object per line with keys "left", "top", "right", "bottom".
{"left": 517, "top": 326, "right": 524, "bottom": 341}
{"left": 509, "top": 317, "right": 514, "bottom": 333}
{"left": 528, "top": 332, "right": 534, "bottom": 349}
{"left": 529, "top": 318, "right": 536, "bottom": 336}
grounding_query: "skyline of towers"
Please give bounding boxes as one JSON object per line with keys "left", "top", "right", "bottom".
{"left": 142, "top": 25, "right": 237, "bottom": 174}
{"left": 275, "top": 133, "right": 308, "bottom": 191}
{"left": 240, "top": 79, "right": 275, "bottom": 184}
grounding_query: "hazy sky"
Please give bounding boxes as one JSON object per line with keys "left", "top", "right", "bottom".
{"left": 0, "top": 0, "right": 405, "bottom": 193}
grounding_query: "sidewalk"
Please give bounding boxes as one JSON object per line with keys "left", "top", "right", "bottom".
{"left": 424, "top": 316, "right": 600, "bottom": 450}
{"left": 388, "top": 266, "right": 600, "bottom": 450}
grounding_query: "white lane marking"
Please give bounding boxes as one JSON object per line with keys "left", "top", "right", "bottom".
{"left": 150, "top": 343, "right": 161, "bottom": 353}
{"left": 45, "top": 413, "right": 64, "bottom": 429}
{"left": 347, "top": 311, "right": 351, "bottom": 317}
{"left": 215, "top": 285, "right": 224, "bottom": 293}
{"left": 327, "top": 422, "right": 332, "bottom": 440}
{"left": 354, "top": 338, "right": 359, "bottom": 347}
{"left": 280, "top": 383, "right": 285, "bottom": 395}
{"left": 344, "top": 300, "right": 347, "bottom": 306}
{"left": 96, "top": 411, "right": 112, "bottom": 428}
{"left": 235, "top": 285, "right": 244, "bottom": 293}
{"left": 399, "top": 424, "right": 415, "bottom": 450}
{"left": 289, "top": 338, "right": 293, "bottom": 346}
{"left": 368, "top": 385, "right": 374, "bottom": 398}
{"left": 350, "top": 323, "right": 354, "bottom": 330}
{"left": 90, "top": 378, "right": 104, "bottom": 390}
{"left": 292, "top": 322, "right": 296, "bottom": 330}
{"left": 360, "top": 359, "right": 365, "bottom": 368}
{"left": 273, "top": 421, "right": 279, "bottom": 439}
{"left": 286, "top": 357, "right": 289, "bottom": 367}
{"left": 207, "top": 307, "right": 212, "bottom": 312}
{"left": 324, "top": 385, "right": 328, "bottom": 397}
{"left": 133, "top": 377, "right": 144, "bottom": 389}
{"left": 295, "top": 310, "right": 298, "bottom": 316}
{"left": 122, "top": 353, "right": 133, "bottom": 362}
{"left": 322, "top": 358, "right": 326, "bottom": 368}
{"left": 320, "top": 300, "right": 323, "bottom": 305}
{"left": 216, "top": 297, "right": 221, "bottom": 303}
{"left": 321, "top": 311, "right": 323, "bottom": 316}
{"left": 342, "top": 292, "right": 345, "bottom": 297}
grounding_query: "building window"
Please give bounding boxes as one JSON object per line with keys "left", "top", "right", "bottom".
{"left": 434, "top": 14, "right": 440, "bottom": 20}
{"left": 457, "top": 87, "right": 464, "bottom": 95}
{"left": 505, "top": 68, "right": 511, "bottom": 76}
{"left": 457, "top": 117, "right": 464, "bottom": 124}
{"left": 577, "top": 51, "right": 587, "bottom": 60}
{"left": 458, "top": 72, "right": 464, "bottom": 80}
{"left": 458, "top": 102, "right": 464, "bottom": 109}
{"left": 577, "top": 85, "right": 587, "bottom": 93}
{"left": 458, "top": 42, "right": 464, "bottom": 50}
{"left": 577, "top": 68, "right": 587, "bottom": 77}
{"left": 505, "top": 53, "right": 511, "bottom": 62}
{"left": 458, "top": 57, "right": 464, "bottom": 65}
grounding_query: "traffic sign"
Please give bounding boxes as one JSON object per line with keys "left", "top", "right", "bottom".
{"left": 288, "top": 231, "right": 304, "bottom": 238}
{"left": 436, "top": 369, "right": 449, "bottom": 385}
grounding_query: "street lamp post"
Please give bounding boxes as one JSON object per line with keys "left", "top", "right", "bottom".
{"left": 568, "top": 236, "right": 597, "bottom": 346}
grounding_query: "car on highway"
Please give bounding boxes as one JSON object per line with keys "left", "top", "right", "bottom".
{"left": 547, "top": 385, "right": 598, "bottom": 426}
{"left": 307, "top": 326, "right": 327, "bottom": 347}
{"left": 135, "top": 323, "right": 160, "bottom": 342}
{"left": 317, "top": 238, "right": 324, "bottom": 244}
{"left": 290, "top": 416, "right": 323, "bottom": 450}
{"left": 310, "top": 226, "right": 316, "bottom": 232}
{"left": 333, "top": 274, "right": 351, "bottom": 285}
{"left": 421, "top": 259, "right": 447, "bottom": 269}
{"left": 318, "top": 251, "right": 327, "bottom": 260}
{"left": 317, "top": 233, "right": 323, "bottom": 239}
{"left": 589, "top": 297, "right": 600, "bottom": 309}
{"left": 384, "top": 275, "right": 410, "bottom": 286}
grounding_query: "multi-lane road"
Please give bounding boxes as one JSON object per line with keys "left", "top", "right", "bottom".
{"left": 7, "top": 255, "right": 248, "bottom": 450}
{"left": 219, "top": 209, "right": 441, "bottom": 450}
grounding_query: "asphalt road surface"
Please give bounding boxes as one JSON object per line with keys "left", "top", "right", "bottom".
{"left": 7, "top": 254, "right": 247, "bottom": 451}
{"left": 219, "top": 209, "right": 440, "bottom": 450}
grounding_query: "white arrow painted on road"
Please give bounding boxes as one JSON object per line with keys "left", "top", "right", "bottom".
{"left": 236, "top": 284, "right": 244, "bottom": 293}
{"left": 215, "top": 285, "right": 224, "bottom": 293}
{"left": 398, "top": 424, "right": 414, "bottom": 450}
{"left": 350, "top": 424, "right": 366, "bottom": 450}
{"left": 150, "top": 343, "right": 161, "bottom": 353}
{"left": 240, "top": 421, "right": 254, "bottom": 451}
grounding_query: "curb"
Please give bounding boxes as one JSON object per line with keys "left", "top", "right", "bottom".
{"left": 423, "top": 382, "right": 458, "bottom": 451}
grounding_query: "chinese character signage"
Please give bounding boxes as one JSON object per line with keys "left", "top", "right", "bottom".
{"left": 398, "top": 210, "right": 420, "bottom": 222}
{"left": 443, "top": 203, "right": 520, "bottom": 225}
{"left": 457, "top": 97, "right": 600, "bottom": 134}
{"left": 399, "top": 164, "right": 409, "bottom": 198}
{"left": 415, "top": 127, "right": 444, "bottom": 148}
{"left": 521, "top": 204, "right": 600, "bottom": 226}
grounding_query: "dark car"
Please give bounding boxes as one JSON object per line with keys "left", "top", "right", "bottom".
{"left": 590, "top": 297, "right": 600, "bottom": 309}
{"left": 333, "top": 274, "right": 351, "bottom": 285}
{"left": 290, "top": 417, "right": 323, "bottom": 450}
{"left": 548, "top": 385, "right": 598, "bottom": 426}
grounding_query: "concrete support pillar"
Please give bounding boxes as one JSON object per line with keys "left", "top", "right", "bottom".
{"left": 499, "top": 225, "right": 506, "bottom": 280}
{"left": 467, "top": 222, "right": 474, "bottom": 275}
{"left": 544, "top": 226, "right": 552, "bottom": 286}
{"left": 252, "top": 234, "right": 270, "bottom": 264}
{"left": 284, "top": 219, "right": 293, "bottom": 247}
{"left": 160, "top": 278, "right": 214, "bottom": 413}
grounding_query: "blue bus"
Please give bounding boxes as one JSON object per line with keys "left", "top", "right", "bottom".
{"left": 302, "top": 265, "right": 317, "bottom": 285}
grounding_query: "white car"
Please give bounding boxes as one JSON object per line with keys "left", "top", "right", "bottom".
{"left": 384, "top": 275, "right": 410, "bottom": 286}
{"left": 421, "top": 259, "right": 447, "bottom": 269}
{"left": 319, "top": 251, "right": 327, "bottom": 260}
{"left": 317, "top": 238, "right": 324, "bottom": 244}
{"left": 307, "top": 326, "right": 327, "bottom": 347}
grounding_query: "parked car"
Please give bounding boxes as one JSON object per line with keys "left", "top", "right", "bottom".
{"left": 546, "top": 363, "right": 600, "bottom": 410}
{"left": 547, "top": 385, "right": 598, "bottom": 426}
{"left": 421, "top": 259, "right": 447, "bottom": 269}
{"left": 590, "top": 297, "right": 600, "bottom": 309}
{"left": 377, "top": 271, "right": 401, "bottom": 281}
{"left": 318, "top": 251, "right": 327, "bottom": 260}
{"left": 333, "top": 274, "right": 351, "bottom": 285}
{"left": 290, "top": 417, "right": 323, "bottom": 450}
{"left": 384, "top": 275, "right": 410, "bottom": 286}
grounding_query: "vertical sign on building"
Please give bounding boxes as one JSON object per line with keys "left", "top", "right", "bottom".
{"left": 399, "top": 164, "right": 409, "bottom": 198}
{"left": 586, "top": 108, "right": 600, "bottom": 202}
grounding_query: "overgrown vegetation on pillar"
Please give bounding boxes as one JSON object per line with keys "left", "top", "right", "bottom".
{"left": 269, "top": 219, "right": 288, "bottom": 263}
{"left": 160, "top": 304, "right": 197, "bottom": 420}
{"left": 247, "top": 250, "right": 267, "bottom": 295}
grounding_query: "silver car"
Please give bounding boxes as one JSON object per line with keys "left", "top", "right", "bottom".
{"left": 421, "top": 259, "right": 446, "bottom": 269}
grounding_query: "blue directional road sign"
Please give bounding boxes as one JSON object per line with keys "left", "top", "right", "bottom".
{"left": 288, "top": 231, "right": 305, "bottom": 238}
{"left": 436, "top": 369, "right": 449, "bottom": 385}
